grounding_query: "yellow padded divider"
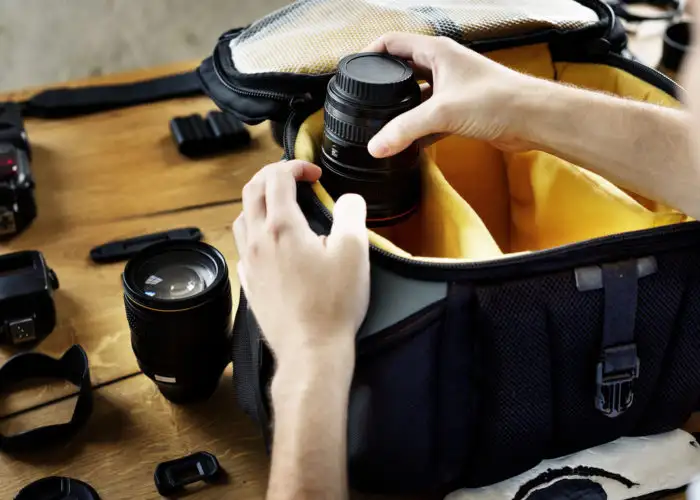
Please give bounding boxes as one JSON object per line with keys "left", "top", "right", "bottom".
{"left": 293, "top": 47, "right": 686, "bottom": 262}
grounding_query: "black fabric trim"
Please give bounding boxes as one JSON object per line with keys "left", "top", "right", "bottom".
{"left": 513, "top": 465, "right": 638, "bottom": 500}
{"left": 21, "top": 72, "right": 202, "bottom": 119}
{"left": 365, "top": 222, "right": 700, "bottom": 284}
{"left": 202, "top": 0, "right": 615, "bottom": 124}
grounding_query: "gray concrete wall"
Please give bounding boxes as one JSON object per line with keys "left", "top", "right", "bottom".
{"left": 0, "top": 0, "right": 290, "bottom": 91}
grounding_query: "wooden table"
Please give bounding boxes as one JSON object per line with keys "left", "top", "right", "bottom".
{"left": 0, "top": 61, "right": 279, "bottom": 499}
{"left": 0, "top": 31, "right": 695, "bottom": 499}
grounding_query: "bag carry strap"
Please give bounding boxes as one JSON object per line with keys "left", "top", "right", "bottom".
{"left": 18, "top": 70, "right": 203, "bottom": 119}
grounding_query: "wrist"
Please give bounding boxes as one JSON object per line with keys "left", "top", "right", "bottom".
{"left": 272, "top": 336, "right": 356, "bottom": 396}
{"left": 505, "top": 76, "right": 563, "bottom": 150}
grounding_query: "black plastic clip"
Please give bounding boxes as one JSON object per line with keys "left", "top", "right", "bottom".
{"left": 90, "top": 227, "right": 202, "bottom": 264}
{"left": 576, "top": 258, "right": 655, "bottom": 418}
{"left": 595, "top": 343, "right": 640, "bottom": 418}
{"left": 169, "top": 111, "right": 250, "bottom": 158}
{"left": 154, "top": 451, "right": 222, "bottom": 497}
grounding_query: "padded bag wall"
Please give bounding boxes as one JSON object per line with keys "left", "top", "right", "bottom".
{"left": 199, "top": 0, "right": 700, "bottom": 495}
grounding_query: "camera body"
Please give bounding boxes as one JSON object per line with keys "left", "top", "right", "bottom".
{"left": 0, "top": 103, "right": 37, "bottom": 240}
{"left": 0, "top": 250, "right": 59, "bottom": 346}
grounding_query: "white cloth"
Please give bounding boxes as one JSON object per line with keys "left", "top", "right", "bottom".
{"left": 446, "top": 430, "right": 700, "bottom": 500}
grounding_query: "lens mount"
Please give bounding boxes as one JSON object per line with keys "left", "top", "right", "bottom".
{"left": 122, "top": 240, "right": 229, "bottom": 312}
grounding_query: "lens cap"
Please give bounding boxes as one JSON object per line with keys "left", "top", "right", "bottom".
{"left": 335, "top": 53, "right": 416, "bottom": 103}
{"left": 15, "top": 477, "right": 100, "bottom": 500}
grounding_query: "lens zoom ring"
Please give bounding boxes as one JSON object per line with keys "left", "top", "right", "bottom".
{"left": 324, "top": 108, "right": 372, "bottom": 144}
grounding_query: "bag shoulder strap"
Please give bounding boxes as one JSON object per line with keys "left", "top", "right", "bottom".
{"left": 18, "top": 70, "right": 202, "bottom": 119}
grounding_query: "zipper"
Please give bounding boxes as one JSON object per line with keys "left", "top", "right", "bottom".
{"left": 282, "top": 109, "right": 700, "bottom": 276}
{"left": 239, "top": 2, "right": 696, "bottom": 278}
{"left": 604, "top": 52, "right": 683, "bottom": 98}
{"left": 212, "top": 53, "right": 293, "bottom": 102}
{"left": 356, "top": 301, "right": 445, "bottom": 358}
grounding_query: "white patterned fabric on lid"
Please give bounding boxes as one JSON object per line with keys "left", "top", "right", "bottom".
{"left": 229, "top": 0, "right": 600, "bottom": 75}
{"left": 445, "top": 429, "right": 700, "bottom": 500}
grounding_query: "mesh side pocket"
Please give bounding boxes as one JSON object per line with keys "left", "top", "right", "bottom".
{"left": 467, "top": 279, "right": 553, "bottom": 487}
{"left": 636, "top": 252, "right": 700, "bottom": 434}
{"left": 544, "top": 257, "right": 685, "bottom": 457}
{"left": 349, "top": 302, "right": 444, "bottom": 494}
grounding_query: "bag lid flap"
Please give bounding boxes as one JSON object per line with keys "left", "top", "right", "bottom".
{"left": 229, "top": 0, "right": 606, "bottom": 75}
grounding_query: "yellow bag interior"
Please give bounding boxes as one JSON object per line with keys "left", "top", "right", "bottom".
{"left": 295, "top": 43, "right": 687, "bottom": 263}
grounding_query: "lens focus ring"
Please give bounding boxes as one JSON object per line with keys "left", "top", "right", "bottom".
{"left": 323, "top": 107, "right": 373, "bottom": 144}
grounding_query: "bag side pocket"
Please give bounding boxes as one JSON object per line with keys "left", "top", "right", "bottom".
{"left": 466, "top": 278, "right": 553, "bottom": 487}
{"left": 636, "top": 251, "right": 700, "bottom": 434}
{"left": 435, "top": 282, "right": 479, "bottom": 491}
{"left": 544, "top": 258, "right": 682, "bottom": 456}
{"left": 349, "top": 300, "right": 446, "bottom": 494}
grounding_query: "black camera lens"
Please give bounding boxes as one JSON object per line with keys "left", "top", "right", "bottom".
{"left": 122, "top": 240, "right": 232, "bottom": 404}
{"left": 321, "top": 52, "right": 422, "bottom": 226}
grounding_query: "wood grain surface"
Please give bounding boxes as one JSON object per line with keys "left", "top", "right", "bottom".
{"left": 0, "top": 61, "right": 280, "bottom": 414}
{"left": 0, "top": 369, "right": 270, "bottom": 500}
{"left": 0, "top": 27, "right": 696, "bottom": 500}
{"left": 1, "top": 99, "right": 280, "bottom": 235}
{"left": 0, "top": 201, "right": 243, "bottom": 416}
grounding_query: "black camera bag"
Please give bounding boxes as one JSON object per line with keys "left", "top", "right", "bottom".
{"left": 198, "top": 0, "right": 700, "bottom": 494}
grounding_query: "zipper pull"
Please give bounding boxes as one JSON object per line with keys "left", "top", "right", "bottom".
{"left": 219, "top": 27, "right": 245, "bottom": 42}
{"left": 289, "top": 93, "right": 313, "bottom": 111}
{"left": 586, "top": 38, "right": 612, "bottom": 58}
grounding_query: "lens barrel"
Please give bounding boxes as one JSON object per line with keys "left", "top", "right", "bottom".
{"left": 321, "top": 53, "right": 422, "bottom": 226}
{"left": 122, "top": 240, "right": 232, "bottom": 404}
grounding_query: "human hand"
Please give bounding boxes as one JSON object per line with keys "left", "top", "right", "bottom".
{"left": 233, "top": 160, "right": 370, "bottom": 371}
{"left": 363, "top": 32, "right": 539, "bottom": 157}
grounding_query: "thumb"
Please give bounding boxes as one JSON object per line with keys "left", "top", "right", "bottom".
{"left": 326, "top": 193, "right": 369, "bottom": 256}
{"left": 368, "top": 99, "right": 440, "bottom": 158}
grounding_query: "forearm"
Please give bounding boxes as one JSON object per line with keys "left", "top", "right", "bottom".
{"left": 513, "top": 78, "right": 700, "bottom": 218}
{"left": 267, "top": 342, "right": 355, "bottom": 500}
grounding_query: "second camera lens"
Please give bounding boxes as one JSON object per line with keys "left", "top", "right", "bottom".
{"left": 122, "top": 241, "right": 232, "bottom": 404}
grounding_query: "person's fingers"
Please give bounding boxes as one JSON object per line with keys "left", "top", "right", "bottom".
{"left": 237, "top": 261, "right": 250, "bottom": 296}
{"left": 281, "top": 159, "right": 323, "bottom": 183}
{"left": 265, "top": 166, "right": 300, "bottom": 227}
{"left": 419, "top": 132, "right": 448, "bottom": 149}
{"left": 232, "top": 215, "right": 247, "bottom": 258}
{"left": 242, "top": 173, "right": 267, "bottom": 227}
{"left": 326, "top": 193, "right": 369, "bottom": 256}
{"left": 362, "top": 32, "right": 439, "bottom": 73}
{"left": 410, "top": 62, "right": 433, "bottom": 83}
{"left": 242, "top": 160, "right": 321, "bottom": 228}
{"left": 420, "top": 82, "right": 433, "bottom": 102}
{"left": 367, "top": 99, "right": 442, "bottom": 158}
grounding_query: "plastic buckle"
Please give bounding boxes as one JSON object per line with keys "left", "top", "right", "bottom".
{"left": 595, "top": 343, "right": 640, "bottom": 418}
